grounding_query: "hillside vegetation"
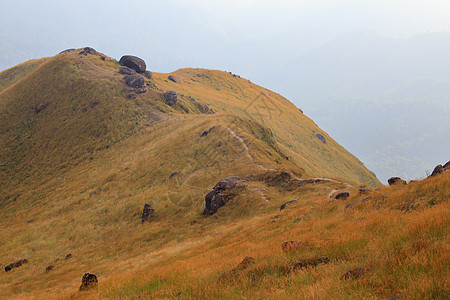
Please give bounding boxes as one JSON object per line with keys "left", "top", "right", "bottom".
{"left": 1, "top": 49, "right": 446, "bottom": 299}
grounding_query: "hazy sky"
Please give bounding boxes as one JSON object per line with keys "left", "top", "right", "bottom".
{"left": 2, "top": 0, "right": 450, "bottom": 75}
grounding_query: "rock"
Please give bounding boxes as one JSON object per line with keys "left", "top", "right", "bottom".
{"left": 443, "top": 161, "right": 450, "bottom": 170}
{"left": 124, "top": 75, "right": 145, "bottom": 88}
{"left": 4, "top": 259, "right": 28, "bottom": 272}
{"left": 79, "top": 272, "right": 98, "bottom": 291}
{"left": 388, "top": 177, "right": 406, "bottom": 186}
{"left": 169, "top": 172, "right": 180, "bottom": 180}
{"left": 79, "top": 50, "right": 87, "bottom": 56}
{"left": 280, "top": 200, "right": 298, "bottom": 211}
{"left": 203, "top": 177, "right": 246, "bottom": 215}
{"left": 404, "top": 202, "right": 414, "bottom": 213}
{"left": 65, "top": 253, "right": 73, "bottom": 260}
{"left": 83, "top": 47, "right": 97, "bottom": 55}
{"left": 233, "top": 257, "right": 255, "bottom": 271}
{"left": 335, "top": 192, "right": 350, "bottom": 200}
{"left": 429, "top": 165, "right": 444, "bottom": 177}
{"left": 144, "top": 70, "right": 153, "bottom": 79}
{"left": 33, "top": 103, "right": 49, "bottom": 114}
{"left": 136, "top": 88, "right": 146, "bottom": 94}
{"left": 168, "top": 75, "right": 181, "bottom": 83}
{"left": 127, "top": 93, "right": 137, "bottom": 100}
{"left": 358, "top": 188, "right": 371, "bottom": 195}
{"left": 119, "top": 55, "right": 146, "bottom": 73}
{"left": 142, "top": 203, "right": 155, "bottom": 223}
{"left": 164, "top": 91, "right": 178, "bottom": 106}
{"left": 119, "top": 66, "right": 137, "bottom": 75}
{"left": 288, "top": 256, "right": 329, "bottom": 273}
{"left": 316, "top": 133, "right": 326, "bottom": 144}
{"left": 46, "top": 265, "right": 54, "bottom": 273}
{"left": 361, "top": 197, "right": 371, "bottom": 202}
{"left": 201, "top": 126, "right": 216, "bottom": 137}
{"left": 281, "top": 241, "right": 308, "bottom": 253}
{"left": 100, "top": 56, "right": 106, "bottom": 61}
{"left": 344, "top": 202, "right": 358, "bottom": 211}
{"left": 340, "top": 267, "right": 369, "bottom": 280}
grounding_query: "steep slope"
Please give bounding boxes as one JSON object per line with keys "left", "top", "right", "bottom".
{"left": 0, "top": 48, "right": 385, "bottom": 298}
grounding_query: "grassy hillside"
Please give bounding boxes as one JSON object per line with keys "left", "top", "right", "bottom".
{"left": 0, "top": 48, "right": 406, "bottom": 299}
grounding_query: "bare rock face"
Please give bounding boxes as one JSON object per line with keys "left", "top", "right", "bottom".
{"left": 124, "top": 75, "right": 145, "bottom": 88}
{"left": 388, "top": 177, "right": 406, "bottom": 186}
{"left": 119, "top": 66, "right": 137, "bottom": 75}
{"left": 203, "top": 177, "right": 246, "bottom": 215}
{"left": 142, "top": 203, "right": 155, "bottom": 223}
{"left": 79, "top": 273, "right": 98, "bottom": 291}
{"left": 164, "top": 91, "right": 178, "bottom": 106}
{"left": 119, "top": 55, "right": 146, "bottom": 73}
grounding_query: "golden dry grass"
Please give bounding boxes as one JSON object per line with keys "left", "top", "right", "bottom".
{"left": 1, "top": 49, "right": 446, "bottom": 299}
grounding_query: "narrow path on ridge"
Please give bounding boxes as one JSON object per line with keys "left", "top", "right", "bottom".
{"left": 227, "top": 127, "right": 354, "bottom": 200}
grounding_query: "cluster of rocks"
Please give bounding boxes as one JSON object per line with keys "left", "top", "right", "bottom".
{"left": 77, "top": 47, "right": 106, "bottom": 60}
{"left": 4, "top": 259, "right": 28, "bottom": 272}
{"left": 116, "top": 55, "right": 153, "bottom": 99}
{"left": 387, "top": 160, "right": 449, "bottom": 186}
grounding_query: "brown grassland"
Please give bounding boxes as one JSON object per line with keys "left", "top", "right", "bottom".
{"left": 0, "top": 50, "right": 448, "bottom": 299}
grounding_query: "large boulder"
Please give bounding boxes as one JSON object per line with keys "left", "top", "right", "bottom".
{"left": 124, "top": 75, "right": 145, "bottom": 88}
{"left": 443, "top": 161, "right": 450, "bottom": 170}
{"left": 83, "top": 47, "right": 97, "bottom": 55}
{"left": 335, "top": 192, "right": 350, "bottom": 200}
{"left": 119, "top": 55, "right": 146, "bottom": 73}
{"left": 164, "top": 91, "right": 178, "bottom": 106}
{"left": 203, "top": 177, "right": 245, "bottom": 215}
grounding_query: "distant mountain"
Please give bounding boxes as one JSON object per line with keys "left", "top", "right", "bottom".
{"left": 262, "top": 31, "right": 450, "bottom": 182}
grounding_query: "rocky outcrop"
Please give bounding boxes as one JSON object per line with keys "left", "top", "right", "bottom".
{"left": 142, "top": 203, "right": 155, "bottom": 223}
{"left": 168, "top": 75, "right": 181, "bottom": 83}
{"left": 164, "top": 91, "right": 178, "bottom": 106}
{"left": 124, "top": 75, "right": 145, "bottom": 88}
{"left": 203, "top": 177, "right": 246, "bottom": 215}
{"left": 201, "top": 126, "right": 216, "bottom": 137}
{"left": 119, "top": 66, "right": 137, "bottom": 75}
{"left": 4, "top": 259, "right": 28, "bottom": 272}
{"left": 83, "top": 47, "right": 97, "bottom": 55}
{"left": 429, "top": 164, "right": 444, "bottom": 177}
{"left": 79, "top": 273, "right": 98, "bottom": 291}
{"left": 388, "top": 177, "right": 406, "bottom": 186}
{"left": 316, "top": 133, "right": 326, "bottom": 144}
{"left": 119, "top": 55, "right": 146, "bottom": 73}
